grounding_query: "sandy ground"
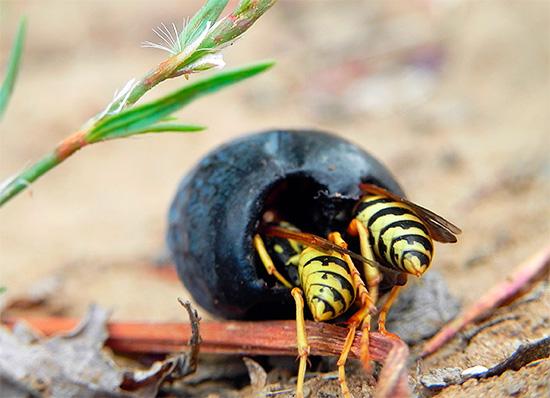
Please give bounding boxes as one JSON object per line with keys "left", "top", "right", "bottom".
{"left": 0, "top": 1, "right": 548, "bottom": 397}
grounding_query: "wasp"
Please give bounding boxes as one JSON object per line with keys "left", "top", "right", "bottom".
{"left": 254, "top": 223, "right": 377, "bottom": 398}
{"left": 347, "top": 183, "right": 462, "bottom": 336}
{"left": 254, "top": 183, "right": 461, "bottom": 398}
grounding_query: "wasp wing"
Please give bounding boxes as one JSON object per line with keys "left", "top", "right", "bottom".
{"left": 359, "top": 183, "right": 462, "bottom": 243}
{"left": 258, "top": 224, "right": 380, "bottom": 267}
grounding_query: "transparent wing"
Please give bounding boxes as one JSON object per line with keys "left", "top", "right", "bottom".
{"left": 258, "top": 224, "right": 381, "bottom": 267}
{"left": 359, "top": 183, "right": 462, "bottom": 243}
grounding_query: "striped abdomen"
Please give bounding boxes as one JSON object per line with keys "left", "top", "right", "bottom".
{"left": 355, "top": 195, "right": 434, "bottom": 276}
{"left": 298, "top": 249, "right": 356, "bottom": 322}
{"left": 264, "top": 222, "right": 303, "bottom": 286}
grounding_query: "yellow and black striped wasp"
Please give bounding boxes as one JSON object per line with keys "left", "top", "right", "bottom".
{"left": 254, "top": 183, "right": 461, "bottom": 398}
{"left": 254, "top": 222, "right": 377, "bottom": 398}
{"left": 347, "top": 183, "right": 461, "bottom": 336}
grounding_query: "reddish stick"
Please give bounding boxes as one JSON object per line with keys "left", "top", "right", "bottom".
{"left": 419, "top": 243, "right": 550, "bottom": 358}
{"left": 3, "top": 317, "right": 399, "bottom": 361}
{"left": 3, "top": 317, "right": 411, "bottom": 397}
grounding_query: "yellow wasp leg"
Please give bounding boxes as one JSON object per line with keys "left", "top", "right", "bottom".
{"left": 337, "top": 323, "right": 356, "bottom": 398}
{"left": 291, "top": 287, "right": 310, "bottom": 398}
{"left": 253, "top": 234, "right": 293, "bottom": 288}
{"left": 328, "top": 231, "right": 376, "bottom": 390}
{"left": 342, "top": 275, "right": 374, "bottom": 374}
{"left": 327, "top": 231, "right": 376, "bottom": 311}
{"left": 346, "top": 219, "right": 384, "bottom": 370}
{"left": 377, "top": 284, "right": 403, "bottom": 339}
{"left": 348, "top": 219, "right": 380, "bottom": 302}
{"left": 348, "top": 220, "right": 403, "bottom": 340}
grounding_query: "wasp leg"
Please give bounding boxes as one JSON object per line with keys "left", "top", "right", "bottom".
{"left": 327, "top": 231, "right": 376, "bottom": 314}
{"left": 339, "top": 298, "right": 373, "bottom": 391}
{"left": 291, "top": 287, "right": 310, "bottom": 398}
{"left": 341, "top": 272, "right": 374, "bottom": 375}
{"left": 336, "top": 322, "right": 357, "bottom": 398}
{"left": 253, "top": 234, "right": 293, "bottom": 288}
{"left": 346, "top": 219, "right": 383, "bottom": 370}
{"left": 347, "top": 219, "right": 381, "bottom": 302}
{"left": 377, "top": 284, "right": 403, "bottom": 339}
{"left": 328, "top": 231, "right": 375, "bottom": 388}
{"left": 337, "top": 289, "right": 372, "bottom": 394}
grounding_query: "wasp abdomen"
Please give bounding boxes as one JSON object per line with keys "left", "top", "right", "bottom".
{"left": 299, "top": 251, "right": 356, "bottom": 321}
{"left": 355, "top": 196, "right": 434, "bottom": 276}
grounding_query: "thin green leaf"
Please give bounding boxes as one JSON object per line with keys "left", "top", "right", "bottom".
{"left": 179, "top": 0, "right": 229, "bottom": 47}
{"left": 98, "top": 124, "right": 205, "bottom": 140}
{"left": 87, "top": 59, "right": 274, "bottom": 142}
{"left": 0, "top": 17, "right": 27, "bottom": 121}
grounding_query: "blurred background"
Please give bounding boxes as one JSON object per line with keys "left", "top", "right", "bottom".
{"left": 0, "top": 0, "right": 548, "bottom": 322}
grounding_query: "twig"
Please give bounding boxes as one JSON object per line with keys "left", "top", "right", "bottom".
{"left": 374, "top": 336, "right": 410, "bottom": 398}
{"left": 419, "top": 243, "right": 550, "bottom": 358}
{"left": 3, "top": 317, "right": 397, "bottom": 361}
{"left": 163, "top": 298, "right": 202, "bottom": 381}
{"left": 2, "top": 316, "right": 411, "bottom": 397}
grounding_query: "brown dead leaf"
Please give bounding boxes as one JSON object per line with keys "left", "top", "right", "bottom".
{"left": 0, "top": 303, "right": 197, "bottom": 398}
{"left": 243, "top": 357, "right": 268, "bottom": 392}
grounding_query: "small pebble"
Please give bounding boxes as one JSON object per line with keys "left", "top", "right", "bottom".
{"left": 461, "top": 365, "right": 489, "bottom": 377}
{"left": 420, "top": 367, "right": 462, "bottom": 389}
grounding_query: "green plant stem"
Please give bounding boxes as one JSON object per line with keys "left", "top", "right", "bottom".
{"left": 203, "top": 0, "right": 278, "bottom": 47}
{"left": 0, "top": 131, "right": 88, "bottom": 206}
{"left": 122, "top": 0, "right": 278, "bottom": 109}
{"left": 125, "top": 56, "right": 181, "bottom": 108}
{"left": 0, "top": 60, "right": 274, "bottom": 207}
{"left": 0, "top": 0, "right": 278, "bottom": 208}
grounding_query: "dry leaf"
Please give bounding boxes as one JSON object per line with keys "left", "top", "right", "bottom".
{"left": 0, "top": 303, "right": 197, "bottom": 398}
